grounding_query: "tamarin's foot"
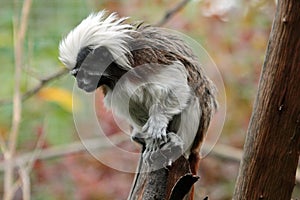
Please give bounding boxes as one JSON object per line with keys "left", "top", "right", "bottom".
{"left": 143, "top": 132, "right": 184, "bottom": 170}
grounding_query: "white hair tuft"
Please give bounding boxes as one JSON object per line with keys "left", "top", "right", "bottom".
{"left": 59, "top": 10, "right": 134, "bottom": 70}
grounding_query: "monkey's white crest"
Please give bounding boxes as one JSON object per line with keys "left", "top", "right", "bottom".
{"left": 59, "top": 10, "right": 134, "bottom": 70}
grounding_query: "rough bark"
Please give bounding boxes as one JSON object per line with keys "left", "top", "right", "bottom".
{"left": 129, "top": 155, "right": 199, "bottom": 200}
{"left": 233, "top": 0, "right": 300, "bottom": 199}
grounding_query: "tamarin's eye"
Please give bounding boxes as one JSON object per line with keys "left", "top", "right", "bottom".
{"left": 70, "top": 68, "right": 79, "bottom": 76}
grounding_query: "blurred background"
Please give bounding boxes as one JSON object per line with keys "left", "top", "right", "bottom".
{"left": 0, "top": 0, "right": 299, "bottom": 199}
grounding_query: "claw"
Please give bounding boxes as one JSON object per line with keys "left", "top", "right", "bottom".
{"left": 141, "top": 132, "right": 184, "bottom": 170}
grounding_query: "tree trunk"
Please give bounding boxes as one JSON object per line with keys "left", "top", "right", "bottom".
{"left": 233, "top": 0, "right": 300, "bottom": 199}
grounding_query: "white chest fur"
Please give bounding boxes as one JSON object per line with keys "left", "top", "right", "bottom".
{"left": 104, "top": 61, "right": 193, "bottom": 131}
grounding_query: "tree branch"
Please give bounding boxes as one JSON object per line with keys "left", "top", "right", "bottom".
{"left": 4, "top": 1, "right": 32, "bottom": 199}
{"left": 0, "top": 68, "right": 68, "bottom": 106}
{"left": 18, "top": 167, "right": 30, "bottom": 200}
{"left": 23, "top": 68, "right": 69, "bottom": 101}
{"left": 0, "top": 134, "right": 128, "bottom": 171}
{"left": 155, "top": 0, "right": 191, "bottom": 27}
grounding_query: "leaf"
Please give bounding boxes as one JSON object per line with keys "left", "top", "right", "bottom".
{"left": 38, "top": 87, "right": 76, "bottom": 112}
{"left": 169, "top": 174, "right": 199, "bottom": 200}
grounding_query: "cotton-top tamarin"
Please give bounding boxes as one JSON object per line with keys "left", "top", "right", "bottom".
{"left": 59, "top": 10, "right": 217, "bottom": 176}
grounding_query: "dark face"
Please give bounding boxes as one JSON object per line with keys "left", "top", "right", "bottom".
{"left": 71, "top": 46, "right": 123, "bottom": 92}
